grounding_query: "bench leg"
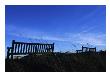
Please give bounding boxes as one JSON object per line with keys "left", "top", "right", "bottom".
{"left": 7, "top": 51, "right": 10, "bottom": 59}
{"left": 7, "top": 54, "right": 9, "bottom": 60}
{"left": 11, "top": 54, "right": 13, "bottom": 60}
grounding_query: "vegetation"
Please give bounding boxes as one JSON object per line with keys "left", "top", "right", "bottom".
{"left": 5, "top": 51, "right": 106, "bottom": 72}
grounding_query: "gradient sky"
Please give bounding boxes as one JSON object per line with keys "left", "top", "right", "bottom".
{"left": 5, "top": 5, "right": 106, "bottom": 52}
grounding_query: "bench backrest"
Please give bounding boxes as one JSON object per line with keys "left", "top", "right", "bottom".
{"left": 89, "top": 48, "right": 96, "bottom": 52}
{"left": 7, "top": 40, "right": 54, "bottom": 59}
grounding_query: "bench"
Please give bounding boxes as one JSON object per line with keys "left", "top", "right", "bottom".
{"left": 76, "top": 46, "right": 96, "bottom": 54}
{"left": 7, "top": 40, "right": 54, "bottom": 59}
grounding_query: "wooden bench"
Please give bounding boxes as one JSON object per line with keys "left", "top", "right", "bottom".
{"left": 76, "top": 46, "right": 96, "bottom": 54}
{"left": 89, "top": 48, "right": 96, "bottom": 52}
{"left": 7, "top": 40, "right": 54, "bottom": 59}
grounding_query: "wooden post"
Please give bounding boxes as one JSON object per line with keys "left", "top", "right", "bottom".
{"left": 46, "top": 45, "right": 48, "bottom": 53}
{"left": 7, "top": 47, "right": 10, "bottom": 59}
{"left": 40, "top": 44, "right": 42, "bottom": 54}
{"left": 25, "top": 44, "right": 27, "bottom": 53}
{"left": 29, "top": 44, "right": 31, "bottom": 53}
{"left": 82, "top": 46, "right": 83, "bottom": 52}
{"left": 95, "top": 47, "right": 96, "bottom": 52}
{"left": 35, "top": 44, "right": 37, "bottom": 53}
{"left": 52, "top": 43, "right": 54, "bottom": 52}
{"left": 17, "top": 43, "right": 20, "bottom": 53}
{"left": 46, "top": 45, "right": 48, "bottom": 52}
{"left": 42, "top": 44, "right": 44, "bottom": 53}
{"left": 11, "top": 40, "right": 15, "bottom": 59}
{"left": 44, "top": 44, "right": 46, "bottom": 53}
{"left": 38, "top": 44, "right": 39, "bottom": 53}
{"left": 20, "top": 43, "right": 23, "bottom": 53}
{"left": 41, "top": 44, "right": 43, "bottom": 53}
{"left": 15, "top": 43, "right": 17, "bottom": 53}
{"left": 31, "top": 44, "right": 32, "bottom": 53}
{"left": 36, "top": 44, "right": 38, "bottom": 53}
{"left": 76, "top": 50, "right": 78, "bottom": 54}
{"left": 33, "top": 44, "right": 35, "bottom": 53}
{"left": 28, "top": 44, "right": 30, "bottom": 53}
{"left": 39, "top": 44, "right": 41, "bottom": 53}
{"left": 34, "top": 44, "right": 36, "bottom": 53}
{"left": 32, "top": 44, "right": 34, "bottom": 53}
{"left": 33, "top": 44, "right": 34, "bottom": 53}
{"left": 23, "top": 43, "right": 25, "bottom": 53}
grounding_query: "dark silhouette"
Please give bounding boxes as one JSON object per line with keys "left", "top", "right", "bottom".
{"left": 7, "top": 40, "right": 54, "bottom": 59}
{"left": 76, "top": 46, "right": 96, "bottom": 54}
{"left": 5, "top": 40, "right": 106, "bottom": 72}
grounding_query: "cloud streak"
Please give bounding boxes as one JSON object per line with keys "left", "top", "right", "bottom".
{"left": 6, "top": 25, "right": 68, "bottom": 42}
{"left": 65, "top": 33, "right": 105, "bottom": 47}
{"left": 6, "top": 25, "right": 106, "bottom": 49}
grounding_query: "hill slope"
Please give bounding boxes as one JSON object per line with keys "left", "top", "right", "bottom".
{"left": 5, "top": 52, "right": 106, "bottom": 72}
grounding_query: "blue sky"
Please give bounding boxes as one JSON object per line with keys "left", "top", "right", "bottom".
{"left": 5, "top": 5, "right": 106, "bottom": 52}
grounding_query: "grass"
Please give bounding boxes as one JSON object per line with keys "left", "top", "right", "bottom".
{"left": 5, "top": 51, "right": 106, "bottom": 72}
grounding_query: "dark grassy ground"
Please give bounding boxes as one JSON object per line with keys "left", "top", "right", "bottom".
{"left": 5, "top": 52, "right": 106, "bottom": 72}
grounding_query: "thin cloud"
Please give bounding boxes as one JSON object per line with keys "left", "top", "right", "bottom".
{"left": 66, "top": 32, "right": 105, "bottom": 46}
{"left": 6, "top": 25, "right": 106, "bottom": 48}
{"left": 6, "top": 25, "right": 67, "bottom": 42}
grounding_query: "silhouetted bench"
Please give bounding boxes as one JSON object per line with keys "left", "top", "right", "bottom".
{"left": 76, "top": 46, "right": 96, "bottom": 54}
{"left": 76, "top": 50, "right": 82, "bottom": 53}
{"left": 7, "top": 40, "right": 54, "bottom": 59}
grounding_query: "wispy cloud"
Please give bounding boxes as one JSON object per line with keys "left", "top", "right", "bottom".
{"left": 71, "top": 33, "right": 105, "bottom": 46}
{"left": 66, "top": 25, "right": 106, "bottom": 47}
{"left": 6, "top": 25, "right": 67, "bottom": 42}
{"left": 6, "top": 25, "right": 106, "bottom": 49}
